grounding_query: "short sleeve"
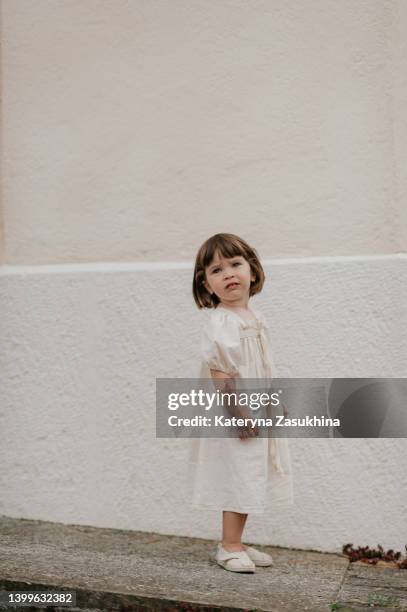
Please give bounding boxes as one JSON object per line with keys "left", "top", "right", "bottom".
{"left": 201, "top": 310, "right": 243, "bottom": 376}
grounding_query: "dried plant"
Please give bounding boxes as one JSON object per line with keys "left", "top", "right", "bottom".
{"left": 342, "top": 543, "right": 407, "bottom": 569}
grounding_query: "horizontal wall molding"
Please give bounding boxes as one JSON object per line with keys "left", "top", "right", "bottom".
{"left": 0, "top": 253, "right": 406, "bottom": 276}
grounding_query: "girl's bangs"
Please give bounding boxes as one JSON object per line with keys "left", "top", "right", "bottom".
{"left": 202, "top": 236, "right": 246, "bottom": 268}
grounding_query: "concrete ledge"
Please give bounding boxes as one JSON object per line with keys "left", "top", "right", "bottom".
{"left": 1, "top": 515, "right": 406, "bottom": 611}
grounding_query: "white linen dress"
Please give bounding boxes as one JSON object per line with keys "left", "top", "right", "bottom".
{"left": 187, "top": 303, "right": 294, "bottom": 514}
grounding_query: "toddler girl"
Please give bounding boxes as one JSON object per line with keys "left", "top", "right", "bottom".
{"left": 188, "top": 232, "right": 294, "bottom": 573}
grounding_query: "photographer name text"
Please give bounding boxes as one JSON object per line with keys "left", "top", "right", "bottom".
{"left": 168, "top": 415, "right": 339, "bottom": 428}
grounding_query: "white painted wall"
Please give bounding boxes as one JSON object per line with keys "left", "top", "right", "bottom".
{"left": 1, "top": 257, "right": 406, "bottom": 552}
{"left": 1, "top": 0, "right": 407, "bottom": 264}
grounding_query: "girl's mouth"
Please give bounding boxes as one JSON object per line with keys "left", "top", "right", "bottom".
{"left": 226, "top": 283, "right": 239, "bottom": 290}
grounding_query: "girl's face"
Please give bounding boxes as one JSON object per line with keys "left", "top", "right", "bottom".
{"left": 203, "top": 250, "right": 255, "bottom": 307}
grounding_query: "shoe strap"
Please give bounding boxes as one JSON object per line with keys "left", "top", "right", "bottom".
{"left": 217, "top": 547, "right": 250, "bottom": 562}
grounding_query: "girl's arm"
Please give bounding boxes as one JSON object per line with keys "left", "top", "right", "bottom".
{"left": 209, "top": 369, "right": 259, "bottom": 439}
{"left": 209, "top": 369, "right": 239, "bottom": 409}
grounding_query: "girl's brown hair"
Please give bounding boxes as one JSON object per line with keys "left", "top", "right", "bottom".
{"left": 192, "top": 233, "right": 265, "bottom": 309}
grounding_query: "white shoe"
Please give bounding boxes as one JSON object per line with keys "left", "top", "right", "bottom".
{"left": 244, "top": 545, "right": 274, "bottom": 567}
{"left": 215, "top": 544, "right": 256, "bottom": 573}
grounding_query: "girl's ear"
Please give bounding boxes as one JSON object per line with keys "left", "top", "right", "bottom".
{"left": 202, "top": 279, "right": 213, "bottom": 295}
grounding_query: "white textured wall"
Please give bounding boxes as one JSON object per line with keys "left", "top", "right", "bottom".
{"left": 1, "top": 0, "right": 407, "bottom": 264}
{"left": 1, "top": 257, "right": 406, "bottom": 552}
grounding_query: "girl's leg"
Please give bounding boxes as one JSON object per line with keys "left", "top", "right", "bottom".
{"left": 240, "top": 513, "right": 249, "bottom": 550}
{"left": 221, "top": 511, "right": 248, "bottom": 551}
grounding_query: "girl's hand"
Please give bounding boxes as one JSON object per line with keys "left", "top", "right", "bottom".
{"left": 237, "top": 422, "right": 260, "bottom": 440}
{"left": 234, "top": 407, "right": 260, "bottom": 441}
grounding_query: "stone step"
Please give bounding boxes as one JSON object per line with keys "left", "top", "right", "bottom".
{"left": 1, "top": 515, "right": 406, "bottom": 611}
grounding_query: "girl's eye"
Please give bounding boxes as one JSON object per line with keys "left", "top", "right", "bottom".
{"left": 211, "top": 261, "right": 241, "bottom": 273}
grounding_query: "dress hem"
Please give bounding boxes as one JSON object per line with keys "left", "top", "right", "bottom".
{"left": 190, "top": 500, "right": 266, "bottom": 515}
